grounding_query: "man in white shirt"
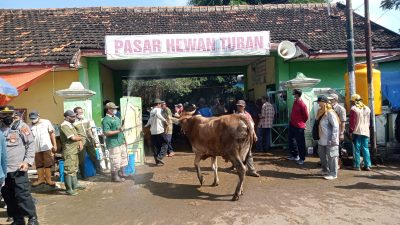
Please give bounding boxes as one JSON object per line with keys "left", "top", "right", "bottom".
{"left": 145, "top": 99, "right": 168, "bottom": 166}
{"left": 29, "top": 111, "right": 57, "bottom": 186}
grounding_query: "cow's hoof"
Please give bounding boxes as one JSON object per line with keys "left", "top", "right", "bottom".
{"left": 231, "top": 195, "right": 240, "bottom": 201}
{"left": 212, "top": 181, "right": 219, "bottom": 187}
{"left": 240, "top": 190, "right": 244, "bottom": 195}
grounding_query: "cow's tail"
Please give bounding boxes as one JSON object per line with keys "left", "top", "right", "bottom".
{"left": 239, "top": 115, "right": 256, "bottom": 161}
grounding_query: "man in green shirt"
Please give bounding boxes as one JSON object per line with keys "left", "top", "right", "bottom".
{"left": 60, "top": 110, "right": 85, "bottom": 196}
{"left": 102, "top": 102, "right": 127, "bottom": 182}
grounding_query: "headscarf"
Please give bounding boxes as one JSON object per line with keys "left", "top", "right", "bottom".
{"left": 351, "top": 94, "right": 366, "bottom": 109}
{"left": 316, "top": 102, "right": 340, "bottom": 124}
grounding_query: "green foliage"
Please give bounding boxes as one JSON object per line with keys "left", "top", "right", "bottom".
{"left": 188, "top": 0, "right": 325, "bottom": 6}
{"left": 380, "top": 0, "right": 400, "bottom": 10}
{"left": 123, "top": 76, "right": 243, "bottom": 108}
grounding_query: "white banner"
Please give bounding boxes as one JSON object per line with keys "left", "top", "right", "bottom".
{"left": 105, "top": 31, "right": 270, "bottom": 60}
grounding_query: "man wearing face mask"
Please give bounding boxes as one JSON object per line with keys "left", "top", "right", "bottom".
{"left": 73, "top": 107, "right": 103, "bottom": 179}
{"left": 60, "top": 110, "right": 85, "bottom": 195}
{"left": 29, "top": 111, "right": 57, "bottom": 187}
{"left": 0, "top": 106, "right": 39, "bottom": 225}
{"left": 101, "top": 102, "right": 128, "bottom": 182}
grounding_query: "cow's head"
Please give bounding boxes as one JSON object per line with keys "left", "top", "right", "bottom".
{"left": 176, "top": 104, "right": 197, "bottom": 135}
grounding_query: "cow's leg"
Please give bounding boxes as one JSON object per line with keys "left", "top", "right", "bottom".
{"left": 211, "top": 156, "right": 219, "bottom": 186}
{"left": 194, "top": 154, "right": 205, "bottom": 186}
{"left": 232, "top": 157, "right": 246, "bottom": 201}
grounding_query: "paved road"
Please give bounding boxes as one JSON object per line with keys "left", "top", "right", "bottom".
{"left": 1, "top": 150, "right": 399, "bottom": 225}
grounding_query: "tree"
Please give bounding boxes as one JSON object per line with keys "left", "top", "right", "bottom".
{"left": 380, "top": 0, "right": 400, "bottom": 10}
{"left": 188, "top": 0, "right": 325, "bottom": 6}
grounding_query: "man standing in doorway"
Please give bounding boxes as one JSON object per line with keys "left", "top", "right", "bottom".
{"left": 256, "top": 96, "right": 275, "bottom": 152}
{"left": 0, "top": 106, "right": 39, "bottom": 225}
{"left": 29, "top": 111, "right": 57, "bottom": 187}
{"left": 145, "top": 99, "right": 168, "bottom": 165}
{"left": 102, "top": 102, "right": 128, "bottom": 182}
{"left": 73, "top": 107, "right": 103, "bottom": 179}
{"left": 349, "top": 94, "right": 372, "bottom": 171}
{"left": 60, "top": 110, "right": 85, "bottom": 195}
{"left": 288, "top": 89, "right": 309, "bottom": 165}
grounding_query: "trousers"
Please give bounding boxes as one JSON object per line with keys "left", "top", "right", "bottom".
{"left": 288, "top": 125, "right": 306, "bottom": 161}
{"left": 318, "top": 145, "right": 339, "bottom": 177}
{"left": 109, "top": 144, "right": 128, "bottom": 172}
{"left": 352, "top": 134, "right": 372, "bottom": 168}
{"left": 1, "top": 171, "right": 37, "bottom": 219}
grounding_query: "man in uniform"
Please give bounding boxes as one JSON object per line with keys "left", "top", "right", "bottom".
{"left": 29, "top": 111, "right": 57, "bottom": 186}
{"left": 102, "top": 102, "right": 128, "bottom": 182}
{"left": 73, "top": 107, "right": 103, "bottom": 179}
{"left": 60, "top": 110, "right": 85, "bottom": 195}
{"left": 0, "top": 106, "right": 39, "bottom": 225}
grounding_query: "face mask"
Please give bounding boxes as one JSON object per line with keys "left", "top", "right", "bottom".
{"left": 32, "top": 118, "right": 39, "bottom": 124}
{"left": 112, "top": 109, "right": 118, "bottom": 115}
{"left": 2, "top": 116, "right": 13, "bottom": 126}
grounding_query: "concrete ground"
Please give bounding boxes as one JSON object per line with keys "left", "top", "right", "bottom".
{"left": 1, "top": 149, "right": 399, "bottom": 225}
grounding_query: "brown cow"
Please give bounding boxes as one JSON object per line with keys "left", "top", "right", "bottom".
{"left": 179, "top": 113, "right": 255, "bottom": 201}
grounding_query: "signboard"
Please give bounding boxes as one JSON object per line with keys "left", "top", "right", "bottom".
{"left": 105, "top": 31, "right": 270, "bottom": 60}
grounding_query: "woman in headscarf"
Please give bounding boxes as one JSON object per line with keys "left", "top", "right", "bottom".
{"left": 316, "top": 95, "right": 340, "bottom": 180}
{"left": 349, "top": 94, "right": 372, "bottom": 171}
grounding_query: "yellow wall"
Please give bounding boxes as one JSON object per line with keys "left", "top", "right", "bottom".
{"left": 11, "top": 70, "right": 79, "bottom": 125}
{"left": 100, "top": 64, "right": 115, "bottom": 103}
{"left": 246, "top": 57, "right": 275, "bottom": 101}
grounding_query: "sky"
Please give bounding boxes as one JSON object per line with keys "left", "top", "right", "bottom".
{"left": 0, "top": 0, "right": 398, "bottom": 33}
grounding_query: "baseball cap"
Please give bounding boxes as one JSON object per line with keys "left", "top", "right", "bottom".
{"left": 317, "top": 95, "right": 329, "bottom": 103}
{"left": 328, "top": 93, "right": 339, "bottom": 101}
{"left": 64, "top": 110, "right": 76, "bottom": 117}
{"left": 105, "top": 102, "right": 119, "bottom": 109}
{"left": 236, "top": 100, "right": 246, "bottom": 107}
{"left": 29, "top": 111, "right": 39, "bottom": 119}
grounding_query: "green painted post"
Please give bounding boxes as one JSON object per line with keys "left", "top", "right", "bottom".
{"left": 87, "top": 58, "right": 103, "bottom": 126}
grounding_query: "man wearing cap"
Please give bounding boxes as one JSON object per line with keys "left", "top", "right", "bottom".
{"left": 29, "top": 111, "right": 57, "bottom": 186}
{"left": 288, "top": 89, "right": 309, "bottom": 165}
{"left": 102, "top": 102, "right": 128, "bottom": 182}
{"left": 256, "top": 96, "right": 275, "bottom": 152}
{"left": 145, "top": 99, "right": 168, "bottom": 165}
{"left": 73, "top": 107, "right": 103, "bottom": 179}
{"left": 60, "top": 110, "right": 85, "bottom": 195}
{"left": 235, "top": 100, "right": 260, "bottom": 177}
{"left": 349, "top": 94, "right": 372, "bottom": 171}
{"left": 328, "top": 94, "right": 346, "bottom": 141}
{"left": 0, "top": 106, "right": 39, "bottom": 225}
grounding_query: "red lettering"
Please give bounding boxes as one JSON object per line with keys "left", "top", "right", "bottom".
{"left": 166, "top": 39, "right": 175, "bottom": 52}
{"left": 254, "top": 36, "right": 263, "bottom": 49}
{"left": 114, "top": 40, "right": 123, "bottom": 54}
{"left": 184, "top": 39, "right": 197, "bottom": 52}
{"left": 143, "top": 39, "right": 151, "bottom": 53}
{"left": 237, "top": 37, "right": 245, "bottom": 49}
{"left": 133, "top": 40, "right": 142, "bottom": 52}
{"left": 246, "top": 36, "right": 254, "bottom": 49}
{"left": 197, "top": 38, "right": 205, "bottom": 51}
{"left": 206, "top": 38, "right": 215, "bottom": 51}
{"left": 176, "top": 39, "right": 183, "bottom": 52}
{"left": 124, "top": 40, "right": 133, "bottom": 54}
{"left": 152, "top": 39, "right": 161, "bottom": 53}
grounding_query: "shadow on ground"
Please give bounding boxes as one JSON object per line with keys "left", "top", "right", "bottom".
{"left": 134, "top": 172, "right": 232, "bottom": 201}
{"left": 335, "top": 182, "right": 400, "bottom": 191}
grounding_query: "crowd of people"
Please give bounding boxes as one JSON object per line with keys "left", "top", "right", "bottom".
{"left": 0, "top": 90, "right": 375, "bottom": 224}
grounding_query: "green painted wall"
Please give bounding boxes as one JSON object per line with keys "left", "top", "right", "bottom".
{"left": 288, "top": 59, "right": 348, "bottom": 89}
{"left": 87, "top": 58, "right": 103, "bottom": 126}
{"left": 377, "top": 60, "right": 400, "bottom": 73}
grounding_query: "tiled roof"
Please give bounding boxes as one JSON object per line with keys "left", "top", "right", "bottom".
{"left": 0, "top": 3, "right": 399, "bottom": 65}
